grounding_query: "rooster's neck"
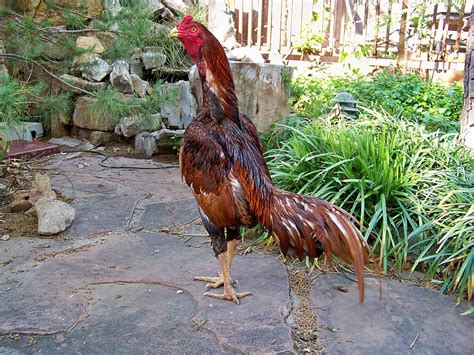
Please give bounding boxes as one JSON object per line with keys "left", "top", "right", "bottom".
{"left": 196, "top": 46, "right": 240, "bottom": 125}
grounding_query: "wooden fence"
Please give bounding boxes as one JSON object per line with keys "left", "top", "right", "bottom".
{"left": 226, "top": 0, "right": 472, "bottom": 73}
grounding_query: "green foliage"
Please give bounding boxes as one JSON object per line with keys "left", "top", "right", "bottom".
{"left": 0, "top": 75, "right": 44, "bottom": 125}
{"left": 90, "top": 82, "right": 177, "bottom": 125}
{"left": 293, "top": 13, "right": 324, "bottom": 55}
{"left": 266, "top": 109, "right": 473, "bottom": 300}
{"left": 99, "top": 0, "right": 191, "bottom": 69}
{"left": 291, "top": 69, "right": 463, "bottom": 132}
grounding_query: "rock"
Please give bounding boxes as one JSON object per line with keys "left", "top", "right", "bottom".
{"left": 191, "top": 62, "right": 293, "bottom": 133}
{"left": 130, "top": 51, "right": 145, "bottom": 78}
{"left": 135, "top": 129, "right": 184, "bottom": 157}
{"left": 95, "top": 31, "right": 117, "bottom": 49}
{"left": 50, "top": 111, "right": 71, "bottom": 138}
{"left": 115, "top": 113, "right": 162, "bottom": 138}
{"left": 188, "top": 65, "right": 202, "bottom": 108}
{"left": 76, "top": 36, "right": 105, "bottom": 54}
{"left": 110, "top": 60, "right": 133, "bottom": 94}
{"left": 103, "top": 0, "right": 121, "bottom": 16}
{"left": 160, "top": 81, "right": 197, "bottom": 128}
{"left": 12, "top": 0, "right": 103, "bottom": 26}
{"left": 142, "top": 47, "right": 166, "bottom": 70}
{"left": 59, "top": 74, "right": 107, "bottom": 94}
{"left": 89, "top": 131, "right": 115, "bottom": 146}
{"left": 1, "top": 235, "right": 10, "bottom": 241}
{"left": 81, "top": 56, "right": 112, "bottom": 82}
{"left": 11, "top": 189, "right": 42, "bottom": 210}
{"left": 35, "top": 197, "right": 76, "bottom": 235}
{"left": 227, "top": 47, "right": 265, "bottom": 63}
{"left": 73, "top": 96, "right": 119, "bottom": 131}
{"left": 48, "top": 137, "right": 83, "bottom": 148}
{"left": 131, "top": 74, "right": 150, "bottom": 98}
{"left": 208, "top": 0, "right": 239, "bottom": 50}
{"left": 34, "top": 173, "right": 56, "bottom": 199}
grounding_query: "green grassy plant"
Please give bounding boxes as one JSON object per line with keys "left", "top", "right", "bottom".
{"left": 266, "top": 108, "right": 473, "bottom": 300}
{"left": 291, "top": 69, "right": 463, "bottom": 132}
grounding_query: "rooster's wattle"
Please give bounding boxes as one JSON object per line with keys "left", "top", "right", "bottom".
{"left": 171, "top": 16, "right": 371, "bottom": 304}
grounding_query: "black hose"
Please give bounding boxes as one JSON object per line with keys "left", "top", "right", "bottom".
{"left": 72, "top": 150, "right": 180, "bottom": 170}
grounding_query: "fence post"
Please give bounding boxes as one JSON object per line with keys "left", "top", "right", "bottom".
{"left": 397, "top": 0, "right": 408, "bottom": 72}
{"left": 461, "top": 5, "right": 474, "bottom": 149}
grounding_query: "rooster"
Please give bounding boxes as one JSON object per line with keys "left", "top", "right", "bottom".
{"left": 170, "top": 16, "right": 371, "bottom": 304}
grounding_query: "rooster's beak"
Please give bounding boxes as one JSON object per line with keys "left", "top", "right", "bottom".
{"left": 170, "top": 28, "right": 180, "bottom": 38}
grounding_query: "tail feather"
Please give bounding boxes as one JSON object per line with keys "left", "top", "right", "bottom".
{"left": 267, "top": 189, "right": 370, "bottom": 303}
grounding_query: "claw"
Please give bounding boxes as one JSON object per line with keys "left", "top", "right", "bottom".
{"left": 203, "top": 290, "right": 252, "bottom": 305}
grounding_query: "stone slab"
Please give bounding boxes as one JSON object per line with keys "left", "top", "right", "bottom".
{"left": 310, "top": 272, "right": 474, "bottom": 354}
{"left": 6, "top": 140, "right": 60, "bottom": 159}
{"left": 0, "top": 231, "right": 292, "bottom": 353}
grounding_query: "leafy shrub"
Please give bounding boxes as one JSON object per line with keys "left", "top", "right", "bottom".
{"left": 291, "top": 70, "right": 463, "bottom": 132}
{"left": 266, "top": 108, "right": 473, "bottom": 300}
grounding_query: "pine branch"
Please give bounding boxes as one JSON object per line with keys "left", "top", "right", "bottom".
{"left": 0, "top": 53, "right": 93, "bottom": 96}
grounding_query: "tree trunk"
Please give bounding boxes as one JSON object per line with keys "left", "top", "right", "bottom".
{"left": 461, "top": 5, "right": 474, "bottom": 149}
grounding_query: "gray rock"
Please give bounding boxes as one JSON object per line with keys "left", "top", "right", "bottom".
{"left": 135, "top": 129, "right": 184, "bottom": 157}
{"left": 59, "top": 74, "right": 107, "bottom": 94}
{"left": 73, "top": 96, "right": 119, "bottom": 131}
{"left": 188, "top": 65, "right": 203, "bottom": 110}
{"left": 115, "top": 113, "right": 162, "bottom": 138}
{"left": 1, "top": 234, "right": 10, "bottom": 241}
{"left": 130, "top": 52, "right": 145, "bottom": 78}
{"left": 142, "top": 47, "right": 166, "bottom": 70}
{"left": 81, "top": 56, "right": 112, "bottom": 82}
{"left": 88, "top": 131, "right": 115, "bottom": 146}
{"left": 35, "top": 197, "right": 76, "bottom": 236}
{"left": 49, "top": 137, "right": 82, "bottom": 147}
{"left": 190, "top": 62, "right": 293, "bottom": 132}
{"left": 160, "top": 81, "right": 197, "bottom": 128}
{"left": 110, "top": 60, "right": 133, "bottom": 94}
{"left": 130, "top": 74, "right": 150, "bottom": 98}
{"left": 227, "top": 47, "right": 265, "bottom": 63}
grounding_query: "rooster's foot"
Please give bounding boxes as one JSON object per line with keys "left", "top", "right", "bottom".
{"left": 194, "top": 272, "right": 236, "bottom": 290}
{"left": 203, "top": 288, "right": 251, "bottom": 305}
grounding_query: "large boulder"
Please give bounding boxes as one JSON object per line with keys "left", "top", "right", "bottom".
{"left": 73, "top": 96, "right": 119, "bottom": 131}
{"left": 160, "top": 81, "right": 197, "bottom": 129}
{"left": 207, "top": 0, "right": 238, "bottom": 49}
{"left": 190, "top": 63, "right": 293, "bottom": 133}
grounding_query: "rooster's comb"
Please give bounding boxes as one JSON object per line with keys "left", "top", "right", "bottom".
{"left": 181, "top": 15, "right": 193, "bottom": 25}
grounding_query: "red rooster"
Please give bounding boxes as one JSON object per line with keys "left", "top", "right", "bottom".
{"left": 171, "top": 16, "right": 371, "bottom": 304}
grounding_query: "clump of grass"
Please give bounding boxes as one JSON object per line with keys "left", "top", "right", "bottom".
{"left": 90, "top": 82, "right": 177, "bottom": 126}
{"left": 266, "top": 108, "right": 473, "bottom": 300}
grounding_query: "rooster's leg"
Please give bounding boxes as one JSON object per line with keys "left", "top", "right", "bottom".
{"left": 194, "top": 211, "right": 230, "bottom": 289}
{"left": 203, "top": 228, "right": 251, "bottom": 304}
{"left": 204, "top": 251, "right": 251, "bottom": 304}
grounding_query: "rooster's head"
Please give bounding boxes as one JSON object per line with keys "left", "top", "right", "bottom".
{"left": 170, "top": 16, "right": 207, "bottom": 63}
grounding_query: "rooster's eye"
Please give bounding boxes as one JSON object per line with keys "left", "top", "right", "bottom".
{"left": 191, "top": 27, "right": 197, "bottom": 32}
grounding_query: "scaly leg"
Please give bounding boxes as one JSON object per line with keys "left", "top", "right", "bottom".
{"left": 194, "top": 238, "right": 240, "bottom": 288}
{"left": 204, "top": 241, "right": 251, "bottom": 304}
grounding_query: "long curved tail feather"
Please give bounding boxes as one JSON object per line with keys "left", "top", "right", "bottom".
{"left": 267, "top": 189, "right": 370, "bottom": 303}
